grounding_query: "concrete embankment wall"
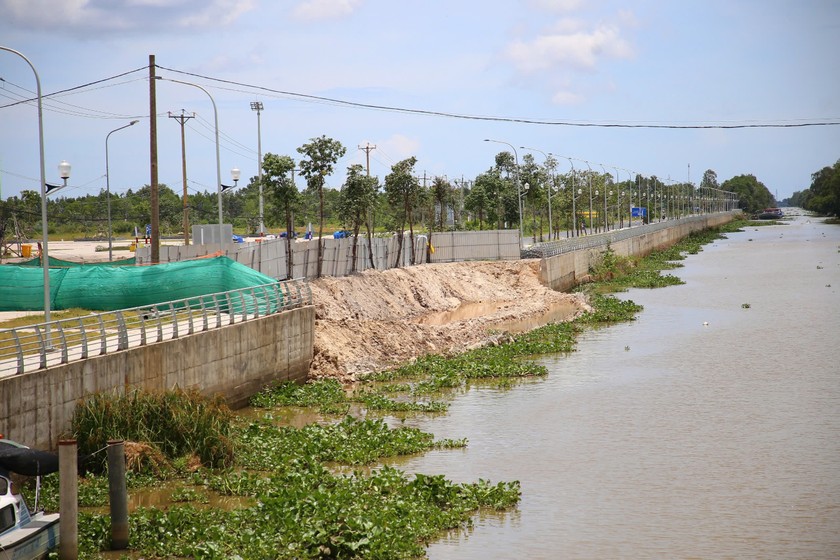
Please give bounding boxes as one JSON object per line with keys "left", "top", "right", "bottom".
{"left": 539, "top": 214, "right": 735, "bottom": 292}
{"left": 0, "top": 306, "right": 314, "bottom": 451}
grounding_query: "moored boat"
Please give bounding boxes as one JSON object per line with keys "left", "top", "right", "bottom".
{"left": 0, "top": 440, "right": 60, "bottom": 560}
{"left": 757, "top": 207, "right": 784, "bottom": 219}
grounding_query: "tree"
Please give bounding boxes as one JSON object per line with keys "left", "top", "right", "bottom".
{"left": 297, "top": 136, "right": 346, "bottom": 277}
{"left": 720, "top": 174, "right": 773, "bottom": 214}
{"left": 700, "top": 169, "right": 719, "bottom": 191}
{"left": 384, "top": 157, "right": 422, "bottom": 267}
{"left": 430, "top": 176, "right": 453, "bottom": 232}
{"left": 339, "top": 164, "right": 378, "bottom": 273}
{"left": 464, "top": 178, "right": 492, "bottom": 229}
{"left": 805, "top": 159, "right": 840, "bottom": 217}
{"left": 262, "top": 153, "right": 298, "bottom": 278}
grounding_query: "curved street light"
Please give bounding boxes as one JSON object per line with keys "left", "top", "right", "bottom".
{"left": 520, "top": 146, "right": 555, "bottom": 240}
{"left": 105, "top": 120, "right": 139, "bottom": 261}
{"left": 156, "top": 76, "right": 226, "bottom": 254}
{"left": 484, "top": 139, "right": 524, "bottom": 247}
{"left": 554, "top": 155, "right": 577, "bottom": 237}
{"left": 582, "top": 160, "right": 594, "bottom": 235}
{"left": 599, "top": 164, "right": 610, "bottom": 232}
{"left": 1, "top": 46, "right": 57, "bottom": 335}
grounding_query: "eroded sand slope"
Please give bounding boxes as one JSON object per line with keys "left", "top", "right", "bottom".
{"left": 308, "top": 260, "right": 589, "bottom": 380}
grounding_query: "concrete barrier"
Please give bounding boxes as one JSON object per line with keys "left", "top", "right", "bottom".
{"left": 0, "top": 306, "right": 314, "bottom": 451}
{"left": 539, "top": 213, "right": 736, "bottom": 291}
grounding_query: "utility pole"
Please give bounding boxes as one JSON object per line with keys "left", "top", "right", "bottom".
{"left": 251, "top": 101, "right": 265, "bottom": 234}
{"left": 358, "top": 142, "right": 376, "bottom": 176}
{"left": 149, "top": 55, "right": 160, "bottom": 263}
{"left": 169, "top": 110, "right": 195, "bottom": 245}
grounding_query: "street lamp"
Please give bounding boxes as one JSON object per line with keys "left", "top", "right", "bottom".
{"left": 105, "top": 120, "right": 139, "bottom": 261}
{"left": 555, "top": 156, "right": 577, "bottom": 237}
{"left": 156, "top": 76, "right": 226, "bottom": 254}
{"left": 582, "top": 160, "right": 594, "bottom": 235}
{"left": 250, "top": 101, "right": 265, "bottom": 235}
{"left": 484, "top": 139, "right": 524, "bottom": 247}
{"left": 520, "top": 146, "right": 555, "bottom": 240}
{"left": 221, "top": 167, "right": 241, "bottom": 193}
{"left": 1, "top": 46, "right": 57, "bottom": 331}
{"left": 599, "top": 165, "right": 610, "bottom": 232}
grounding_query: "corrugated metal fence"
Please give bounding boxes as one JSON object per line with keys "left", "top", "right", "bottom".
{"left": 137, "top": 230, "right": 521, "bottom": 280}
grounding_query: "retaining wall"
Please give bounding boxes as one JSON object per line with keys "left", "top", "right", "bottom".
{"left": 0, "top": 306, "right": 314, "bottom": 451}
{"left": 539, "top": 213, "right": 736, "bottom": 291}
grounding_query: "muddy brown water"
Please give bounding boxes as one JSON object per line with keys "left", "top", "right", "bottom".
{"left": 385, "top": 214, "right": 840, "bottom": 559}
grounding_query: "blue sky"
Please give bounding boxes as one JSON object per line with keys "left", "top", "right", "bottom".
{"left": 1, "top": 0, "right": 838, "bottom": 205}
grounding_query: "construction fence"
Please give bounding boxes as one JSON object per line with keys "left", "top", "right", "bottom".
{"left": 136, "top": 230, "right": 521, "bottom": 280}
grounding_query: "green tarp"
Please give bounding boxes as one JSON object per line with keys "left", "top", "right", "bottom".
{"left": 0, "top": 256, "right": 278, "bottom": 312}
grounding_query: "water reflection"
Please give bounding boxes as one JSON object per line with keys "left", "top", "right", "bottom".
{"left": 403, "top": 215, "right": 840, "bottom": 559}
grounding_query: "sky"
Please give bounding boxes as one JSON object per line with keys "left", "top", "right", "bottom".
{"left": 1, "top": 0, "right": 839, "bottom": 208}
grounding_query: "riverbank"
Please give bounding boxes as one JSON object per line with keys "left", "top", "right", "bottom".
{"left": 307, "top": 260, "right": 589, "bottom": 381}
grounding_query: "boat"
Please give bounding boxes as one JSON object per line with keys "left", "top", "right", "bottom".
{"left": 0, "top": 439, "right": 60, "bottom": 560}
{"left": 757, "top": 207, "right": 784, "bottom": 219}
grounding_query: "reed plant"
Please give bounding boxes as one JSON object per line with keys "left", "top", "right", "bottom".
{"left": 71, "top": 388, "right": 236, "bottom": 473}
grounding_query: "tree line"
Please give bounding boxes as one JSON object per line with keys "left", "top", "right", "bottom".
{"left": 3, "top": 134, "right": 780, "bottom": 269}
{"left": 787, "top": 159, "right": 840, "bottom": 217}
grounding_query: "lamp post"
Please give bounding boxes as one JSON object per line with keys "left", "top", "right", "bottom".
{"left": 156, "top": 76, "right": 225, "bottom": 254}
{"left": 0, "top": 46, "right": 57, "bottom": 330}
{"left": 556, "top": 156, "right": 576, "bottom": 237}
{"left": 250, "top": 101, "right": 265, "bottom": 235}
{"left": 599, "top": 165, "right": 610, "bottom": 232}
{"left": 520, "top": 146, "right": 555, "bottom": 240}
{"left": 484, "top": 139, "right": 524, "bottom": 246}
{"left": 612, "top": 166, "right": 623, "bottom": 228}
{"left": 582, "top": 160, "right": 594, "bottom": 235}
{"left": 105, "top": 120, "right": 139, "bottom": 261}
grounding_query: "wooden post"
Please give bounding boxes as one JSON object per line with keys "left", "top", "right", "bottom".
{"left": 107, "top": 440, "right": 129, "bottom": 549}
{"left": 59, "top": 439, "right": 78, "bottom": 560}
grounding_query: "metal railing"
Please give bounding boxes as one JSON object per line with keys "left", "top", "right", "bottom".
{"left": 0, "top": 279, "right": 312, "bottom": 377}
{"left": 522, "top": 212, "right": 738, "bottom": 259}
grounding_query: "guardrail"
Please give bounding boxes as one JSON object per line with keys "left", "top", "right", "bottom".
{"left": 0, "top": 279, "right": 312, "bottom": 377}
{"left": 522, "top": 212, "right": 738, "bottom": 259}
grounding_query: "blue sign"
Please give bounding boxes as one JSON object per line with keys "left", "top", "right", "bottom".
{"left": 631, "top": 207, "right": 647, "bottom": 218}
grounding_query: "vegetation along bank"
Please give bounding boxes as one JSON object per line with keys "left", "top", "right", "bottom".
{"left": 20, "top": 219, "right": 764, "bottom": 559}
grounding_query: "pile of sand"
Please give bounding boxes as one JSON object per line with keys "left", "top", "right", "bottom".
{"left": 308, "top": 260, "right": 589, "bottom": 381}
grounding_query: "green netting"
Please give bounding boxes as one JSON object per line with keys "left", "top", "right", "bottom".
{"left": 0, "top": 256, "right": 278, "bottom": 312}
{"left": 16, "top": 256, "right": 136, "bottom": 267}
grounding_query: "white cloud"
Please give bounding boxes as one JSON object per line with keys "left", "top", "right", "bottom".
{"left": 505, "top": 22, "right": 634, "bottom": 74}
{"left": 380, "top": 134, "right": 421, "bottom": 164}
{"left": 292, "top": 0, "right": 362, "bottom": 22}
{"left": 551, "top": 90, "right": 584, "bottom": 105}
{"left": 0, "top": 0, "right": 255, "bottom": 31}
{"left": 526, "top": 0, "right": 583, "bottom": 13}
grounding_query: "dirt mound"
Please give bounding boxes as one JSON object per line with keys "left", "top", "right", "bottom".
{"left": 308, "top": 260, "right": 588, "bottom": 381}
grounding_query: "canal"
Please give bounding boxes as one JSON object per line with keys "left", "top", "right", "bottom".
{"left": 387, "top": 213, "right": 840, "bottom": 559}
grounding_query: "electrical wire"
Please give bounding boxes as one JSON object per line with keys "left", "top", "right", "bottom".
{"left": 155, "top": 64, "right": 840, "bottom": 130}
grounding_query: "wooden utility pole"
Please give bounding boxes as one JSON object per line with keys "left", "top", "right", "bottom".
{"left": 149, "top": 55, "right": 160, "bottom": 263}
{"left": 169, "top": 110, "right": 195, "bottom": 245}
{"left": 358, "top": 143, "right": 376, "bottom": 176}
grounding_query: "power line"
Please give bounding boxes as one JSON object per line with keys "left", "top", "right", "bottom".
{"left": 0, "top": 66, "right": 147, "bottom": 110}
{"left": 155, "top": 64, "right": 840, "bottom": 130}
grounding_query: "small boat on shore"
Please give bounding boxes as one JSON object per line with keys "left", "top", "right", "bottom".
{"left": 0, "top": 439, "right": 60, "bottom": 560}
{"left": 757, "top": 207, "right": 784, "bottom": 219}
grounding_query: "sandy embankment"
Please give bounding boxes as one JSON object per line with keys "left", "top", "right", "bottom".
{"left": 308, "top": 260, "right": 589, "bottom": 381}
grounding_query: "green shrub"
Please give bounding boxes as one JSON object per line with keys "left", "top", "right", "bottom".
{"left": 71, "top": 388, "right": 236, "bottom": 473}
